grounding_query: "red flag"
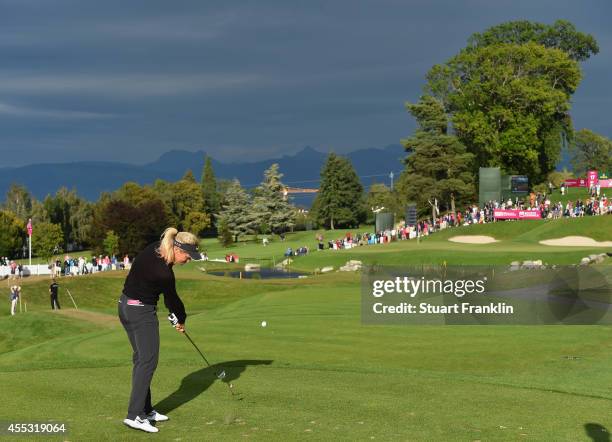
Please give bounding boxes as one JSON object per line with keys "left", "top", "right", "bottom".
{"left": 27, "top": 218, "right": 33, "bottom": 236}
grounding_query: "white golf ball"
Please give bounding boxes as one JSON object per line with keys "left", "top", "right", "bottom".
{"left": 261, "top": 321, "right": 267, "bottom": 327}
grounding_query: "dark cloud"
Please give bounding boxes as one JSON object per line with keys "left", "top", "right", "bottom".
{"left": 0, "top": 0, "right": 610, "bottom": 166}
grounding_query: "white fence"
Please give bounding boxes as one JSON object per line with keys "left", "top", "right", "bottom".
{"left": 1, "top": 264, "right": 128, "bottom": 279}
{"left": 1, "top": 265, "right": 53, "bottom": 278}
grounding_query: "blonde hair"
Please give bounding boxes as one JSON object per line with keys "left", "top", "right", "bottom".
{"left": 158, "top": 227, "right": 199, "bottom": 264}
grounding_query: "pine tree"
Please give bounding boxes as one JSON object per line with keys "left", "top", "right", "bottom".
{"left": 217, "top": 217, "right": 233, "bottom": 247}
{"left": 251, "top": 164, "right": 295, "bottom": 234}
{"left": 311, "top": 153, "right": 365, "bottom": 229}
{"left": 397, "top": 95, "right": 475, "bottom": 218}
{"left": 201, "top": 156, "right": 220, "bottom": 228}
{"left": 218, "top": 179, "right": 257, "bottom": 242}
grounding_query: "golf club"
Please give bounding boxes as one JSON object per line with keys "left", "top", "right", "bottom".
{"left": 167, "top": 313, "right": 239, "bottom": 398}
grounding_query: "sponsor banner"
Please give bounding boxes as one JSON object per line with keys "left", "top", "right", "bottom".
{"left": 564, "top": 178, "right": 587, "bottom": 187}
{"left": 493, "top": 209, "right": 541, "bottom": 220}
{"left": 362, "top": 265, "right": 612, "bottom": 325}
{"left": 599, "top": 179, "right": 612, "bottom": 188}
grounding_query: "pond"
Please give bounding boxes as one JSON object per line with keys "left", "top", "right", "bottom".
{"left": 208, "top": 268, "right": 308, "bottom": 279}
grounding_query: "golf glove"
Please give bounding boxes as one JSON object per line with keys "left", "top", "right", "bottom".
{"left": 168, "top": 313, "right": 179, "bottom": 326}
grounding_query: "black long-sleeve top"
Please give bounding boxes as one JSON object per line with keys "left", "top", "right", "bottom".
{"left": 122, "top": 241, "right": 187, "bottom": 323}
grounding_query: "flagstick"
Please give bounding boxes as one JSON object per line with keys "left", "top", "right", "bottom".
{"left": 66, "top": 288, "right": 78, "bottom": 310}
{"left": 27, "top": 219, "right": 33, "bottom": 267}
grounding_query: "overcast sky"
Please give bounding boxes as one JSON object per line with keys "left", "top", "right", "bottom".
{"left": 0, "top": 0, "right": 610, "bottom": 168}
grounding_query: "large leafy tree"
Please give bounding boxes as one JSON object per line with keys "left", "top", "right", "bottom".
{"left": 184, "top": 211, "right": 211, "bottom": 236}
{"left": 30, "top": 199, "right": 50, "bottom": 225}
{"left": 153, "top": 173, "right": 204, "bottom": 231}
{"left": 114, "top": 182, "right": 160, "bottom": 207}
{"left": 152, "top": 179, "right": 177, "bottom": 225}
{"left": 31, "top": 222, "right": 64, "bottom": 264}
{"left": 251, "top": 164, "right": 295, "bottom": 234}
{"left": 398, "top": 95, "right": 475, "bottom": 217}
{"left": 311, "top": 153, "right": 365, "bottom": 229}
{"left": 570, "top": 129, "right": 612, "bottom": 176}
{"left": 171, "top": 173, "right": 204, "bottom": 231}
{"left": 44, "top": 188, "right": 92, "bottom": 250}
{"left": 90, "top": 199, "right": 168, "bottom": 256}
{"left": 4, "top": 184, "right": 32, "bottom": 221}
{"left": 0, "top": 210, "right": 25, "bottom": 257}
{"left": 70, "top": 199, "right": 94, "bottom": 248}
{"left": 426, "top": 20, "right": 596, "bottom": 185}
{"left": 467, "top": 20, "right": 599, "bottom": 62}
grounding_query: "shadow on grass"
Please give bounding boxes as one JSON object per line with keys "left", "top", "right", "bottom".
{"left": 585, "top": 423, "right": 610, "bottom": 442}
{"left": 154, "top": 359, "right": 273, "bottom": 414}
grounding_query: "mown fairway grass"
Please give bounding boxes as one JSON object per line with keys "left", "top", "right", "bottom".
{"left": 0, "top": 216, "right": 611, "bottom": 441}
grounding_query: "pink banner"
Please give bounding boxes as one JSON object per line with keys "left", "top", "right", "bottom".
{"left": 565, "top": 177, "right": 612, "bottom": 188}
{"left": 27, "top": 218, "right": 33, "bottom": 236}
{"left": 564, "top": 178, "right": 587, "bottom": 187}
{"left": 494, "top": 209, "right": 542, "bottom": 220}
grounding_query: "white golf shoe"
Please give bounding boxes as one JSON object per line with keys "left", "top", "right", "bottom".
{"left": 123, "top": 416, "right": 159, "bottom": 433}
{"left": 145, "top": 410, "right": 169, "bottom": 422}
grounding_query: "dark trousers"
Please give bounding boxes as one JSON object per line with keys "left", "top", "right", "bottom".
{"left": 118, "top": 294, "right": 159, "bottom": 420}
{"left": 51, "top": 295, "right": 60, "bottom": 309}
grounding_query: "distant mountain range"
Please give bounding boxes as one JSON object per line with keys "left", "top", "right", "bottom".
{"left": 0, "top": 145, "right": 406, "bottom": 203}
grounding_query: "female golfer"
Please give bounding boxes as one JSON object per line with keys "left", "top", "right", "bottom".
{"left": 118, "top": 227, "right": 200, "bottom": 433}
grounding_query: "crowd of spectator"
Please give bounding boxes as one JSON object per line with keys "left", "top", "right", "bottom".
{"left": 285, "top": 246, "right": 309, "bottom": 257}
{"left": 479, "top": 191, "right": 611, "bottom": 221}
{"left": 316, "top": 190, "right": 610, "bottom": 252}
{"left": 51, "top": 254, "right": 132, "bottom": 277}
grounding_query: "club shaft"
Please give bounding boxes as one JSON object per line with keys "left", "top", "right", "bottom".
{"left": 184, "top": 332, "right": 211, "bottom": 366}
{"left": 182, "top": 332, "right": 237, "bottom": 397}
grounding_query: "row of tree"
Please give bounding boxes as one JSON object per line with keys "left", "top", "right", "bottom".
{"left": 0, "top": 140, "right": 241, "bottom": 259}
{"left": 0, "top": 150, "right": 402, "bottom": 259}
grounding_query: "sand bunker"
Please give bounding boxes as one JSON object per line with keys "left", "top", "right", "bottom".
{"left": 449, "top": 235, "right": 499, "bottom": 244}
{"left": 539, "top": 236, "right": 612, "bottom": 247}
